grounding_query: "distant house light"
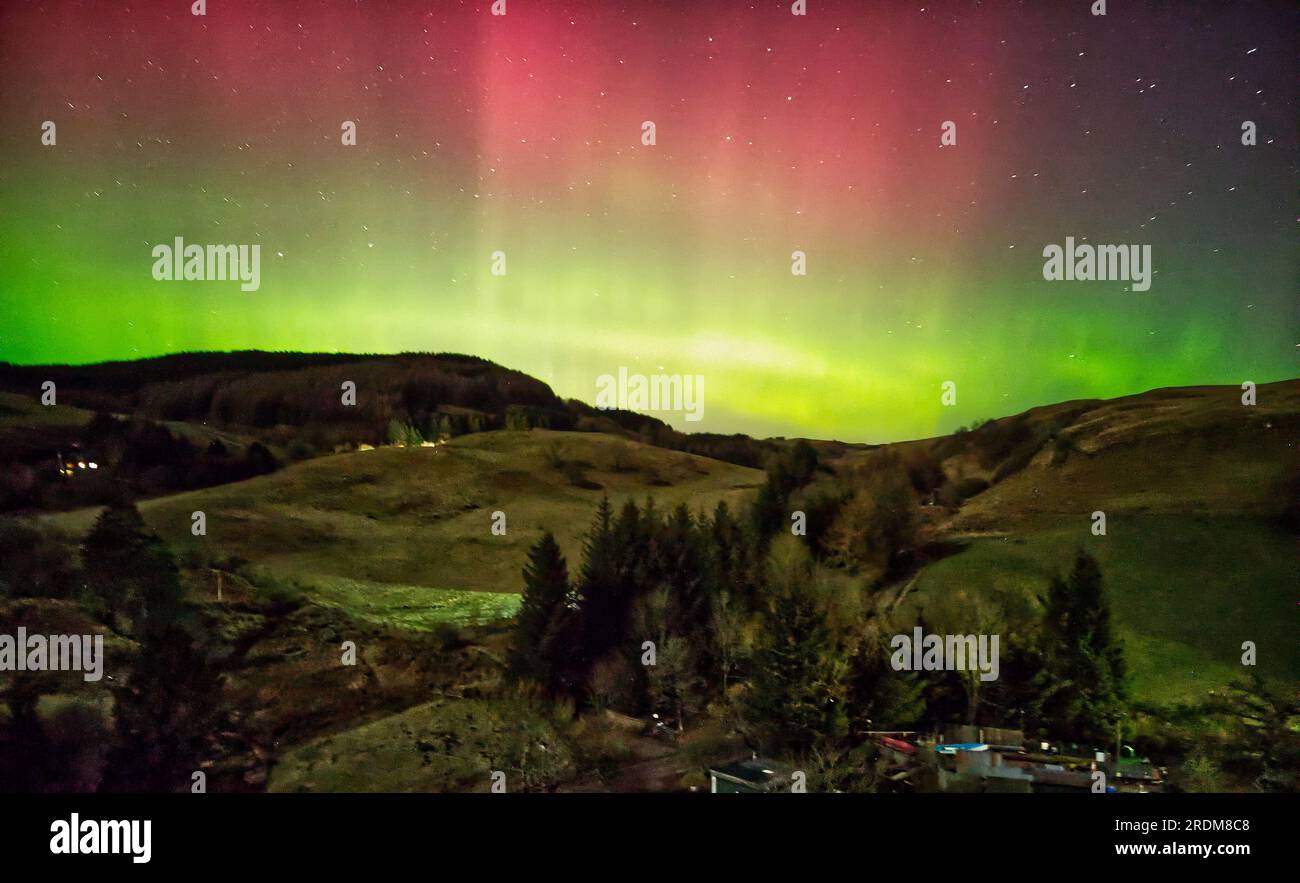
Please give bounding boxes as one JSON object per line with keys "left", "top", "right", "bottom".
{"left": 76, "top": 461, "right": 86, "bottom": 469}
{"left": 88, "top": 462, "right": 98, "bottom": 469}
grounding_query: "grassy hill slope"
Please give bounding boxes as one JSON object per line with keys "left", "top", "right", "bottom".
{"left": 880, "top": 380, "right": 1299, "bottom": 706}
{"left": 949, "top": 381, "right": 1299, "bottom": 531}
{"left": 32, "top": 381, "right": 1297, "bottom": 714}
{"left": 44, "top": 429, "right": 763, "bottom": 621}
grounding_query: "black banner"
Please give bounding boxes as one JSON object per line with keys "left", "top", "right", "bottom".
{"left": 0, "top": 793, "right": 1284, "bottom": 869}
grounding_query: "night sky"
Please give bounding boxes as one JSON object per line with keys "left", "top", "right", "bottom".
{"left": 0, "top": 0, "right": 1295, "bottom": 441}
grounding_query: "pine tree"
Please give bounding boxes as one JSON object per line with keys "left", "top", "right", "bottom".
{"left": 708, "top": 499, "right": 754, "bottom": 607}
{"left": 95, "top": 513, "right": 220, "bottom": 792}
{"left": 846, "top": 629, "right": 927, "bottom": 732}
{"left": 509, "top": 532, "right": 571, "bottom": 687}
{"left": 742, "top": 587, "right": 847, "bottom": 756}
{"left": 658, "top": 504, "right": 719, "bottom": 699}
{"left": 662, "top": 504, "right": 709, "bottom": 638}
{"left": 579, "top": 496, "right": 615, "bottom": 589}
{"left": 788, "top": 439, "right": 819, "bottom": 486}
{"left": 1036, "top": 549, "right": 1127, "bottom": 744}
{"left": 750, "top": 481, "right": 784, "bottom": 541}
{"left": 579, "top": 499, "right": 643, "bottom": 663}
{"left": 611, "top": 498, "right": 648, "bottom": 586}
{"left": 709, "top": 500, "right": 737, "bottom": 557}
{"left": 81, "top": 503, "right": 184, "bottom": 632}
{"left": 1211, "top": 672, "right": 1300, "bottom": 792}
{"left": 101, "top": 622, "right": 220, "bottom": 792}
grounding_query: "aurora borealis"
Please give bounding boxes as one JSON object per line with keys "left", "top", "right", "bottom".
{"left": 0, "top": 1, "right": 1294, "bottom": 441}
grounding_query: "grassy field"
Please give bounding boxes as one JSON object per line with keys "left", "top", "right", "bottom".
{"left": 898, "top": 515, "right": 1297, "bottom": 706}
{"left": 40, "top": 428, "right": 764, "bottom": 619}
{"left": 305, "top": 575, "right": 522, "bottom": 630}
{"left": 0, "top": 391, "right": 94, "bottom": 429}
{"left": 268, "top": 696, "right": 574, "bottom": 792}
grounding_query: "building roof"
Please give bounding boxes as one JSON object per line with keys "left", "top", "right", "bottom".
{"left": 709, "top": 759, "right": 793, "bottom": 787}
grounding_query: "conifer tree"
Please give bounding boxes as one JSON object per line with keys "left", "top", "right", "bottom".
{"left": 95, "top": 509, "right": 220, "bottom": 792}
{"left": 577, "top": 497, "right": 626, "bottom": 664}
{"left": 81, "top": 503, "right": 184, "bottom": 632}
{"left": 509, "top": 531, "right": 571, "bottom": 687}
{"left": 742, "top": 586, "right": 847, "bottom": 756}
{"left": 1036, "top": 549, "right": 1127, "bottom": 744}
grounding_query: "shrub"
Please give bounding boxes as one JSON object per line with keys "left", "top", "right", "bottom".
{"left": 541, "top": 441, "right": 567, "bottom": 469}
{"left": 904, "top": 446, "right": 945, "bottom": 493}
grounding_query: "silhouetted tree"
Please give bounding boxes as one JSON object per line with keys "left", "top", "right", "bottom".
{"left": 1035, "top": 550, "right": 1127, "bottom": 744}
{"left": 82, "top": 507, "right": 220, "bottom": 792}
{"left": 1209, "top": 672, "right": 1300, "bottom": 792}
{"left": 100, "top": 622, "right": 220, "bottom": 792}
{"left": 742, "top": 586, "right": 848, "bottom": 756}
{"left": 846, "top": 629, "right": 928, "bottom": 733}
{"left": 509, "top": 532, "right": 572, "bottom": 690}
{"left": 81, "top": 504, "right": 183, "bottom": 631}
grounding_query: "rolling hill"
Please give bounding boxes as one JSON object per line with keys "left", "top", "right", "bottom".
{"left": 24, "top": 374, "right": 1300, "bottom": 754}
{"left": 875, "top": 380, "right": 1300, "bottom": 705}
{"left": 42, "top": 429, "right": 764, "bottom": 622}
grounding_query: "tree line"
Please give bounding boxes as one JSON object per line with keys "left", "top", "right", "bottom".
{"left": 506, "top": 442, "right": 1224, "bottom": 786}
{"left": 0, "top": 410, "right": 278, "bottom": 512}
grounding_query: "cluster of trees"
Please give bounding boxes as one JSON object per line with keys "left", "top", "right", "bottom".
{"left": 0, "top": 505, "right": 220, "bottom": 792}
{"left": 508, "top": 443, "right": 839, "bottom": 728}
{"left": 564, "top": 401, "right": 783, "bottom": 469}
{"left": 822, "top": 453, "right": 917, "bottom": 576}
{"left": 750, "top": 441, "right": 821, "bottom": 537}
{"left": 386, "top": 405, "right": 549, "bottom": 447}
{"left": 1, "top": 352, "right": 579, "bottom": 469}
{"left": 508, "top": 496, "right": 757, "bottom": 725}
{"left": 1201, "top": 675, "right": 1300, "bottom": 792}
{"left": 88, "top": 413, "right": 277, "bottom": 490}
{"left": 742, "top": 551, "right": 1126, "bottom": 778}
{"left": 754, "top": 443, "right": 920, "bottom": 579}
{"left": 0, "top": 412, "right": 279, "bottom": 512}
{"left": 129, "top": 355, "right": 569, "bottom": 444}
{"left": 509, "top": 440, "right": 1144, "bottom": 780}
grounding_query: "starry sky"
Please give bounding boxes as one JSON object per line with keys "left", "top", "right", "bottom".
{"left": 0, "top": 0, "right": 1295, "bottom": 442}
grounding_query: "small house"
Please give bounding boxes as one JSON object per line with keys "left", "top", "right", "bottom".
{"left": 55, "top": 445, "right": 101, "bottom": 477}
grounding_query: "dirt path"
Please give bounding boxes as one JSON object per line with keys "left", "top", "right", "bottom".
{"left": 562, "top": 735, "right": 691, "bottom": 793}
